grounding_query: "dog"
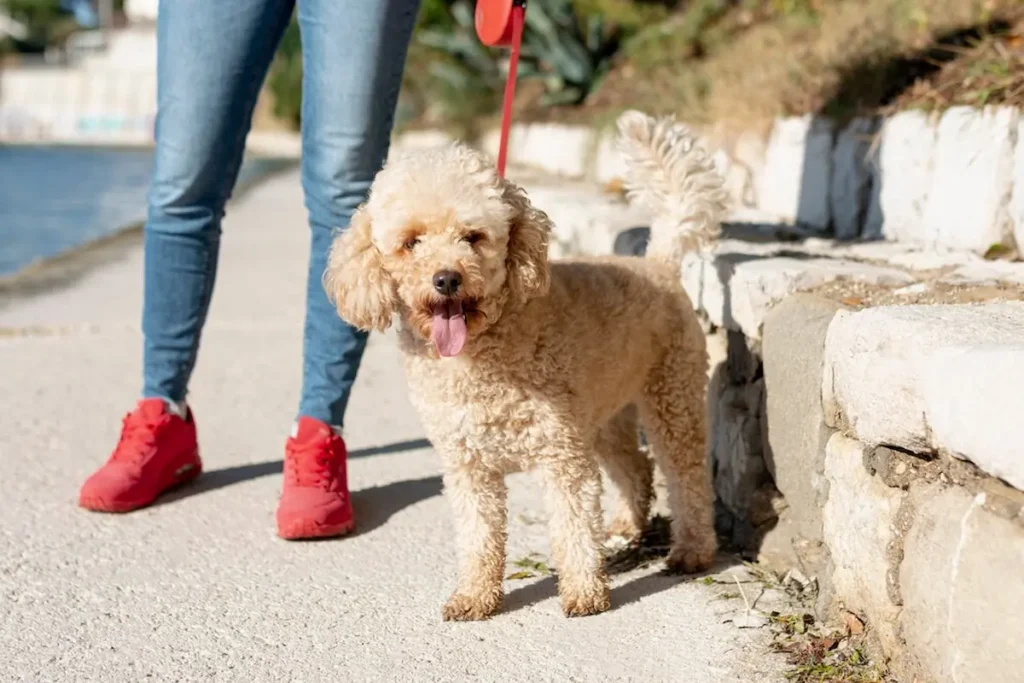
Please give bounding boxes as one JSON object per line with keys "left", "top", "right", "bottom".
{"left": 324, "top": 111, "right": 729, "bottom": 621}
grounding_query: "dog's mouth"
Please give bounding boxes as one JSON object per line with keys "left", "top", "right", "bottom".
{"left": 430, "top": 299, "right": 477, "bottom": 357}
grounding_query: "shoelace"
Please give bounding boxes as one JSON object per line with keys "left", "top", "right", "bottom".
{"left": 110, "top": 412, "right": 166, "bottom": 465}
{"left": 287, "top": 435, "right": 341, "bottom": 488}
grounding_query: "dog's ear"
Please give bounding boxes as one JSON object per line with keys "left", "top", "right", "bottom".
{"left": 501, "top": 180, "right": 552, "bottom": 304}
{"left": 323, "top": 207, "right": 396, "bottom": 332}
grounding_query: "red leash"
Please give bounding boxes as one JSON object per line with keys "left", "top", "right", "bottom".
{"left": 475, "top": 0, "right": 526, "bottom": 178}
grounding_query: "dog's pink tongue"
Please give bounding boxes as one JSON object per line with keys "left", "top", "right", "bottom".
{"left": 431, "top": 301, "right": 468, "bottom": 357}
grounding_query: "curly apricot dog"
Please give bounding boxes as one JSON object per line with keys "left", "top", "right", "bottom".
{"left": 325, "top": 111, "right": 728, "bottom": 620}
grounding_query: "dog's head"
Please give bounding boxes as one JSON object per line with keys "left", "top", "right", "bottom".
{"left": 324, "top": 143, "right": 552, "bottom": 357}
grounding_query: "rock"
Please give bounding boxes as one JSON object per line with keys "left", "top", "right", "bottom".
{"left": 866, "top": 446, "right": 930, "bottom": 490}
{"left": 749, "top": 484, "right": 785, "bottom": 527}
{"left": 831, "top": 118, "right": 878, "bottom": 240}
{"left": 822, "top": 302, "right": 1024, "bottom": 490}
{"left": 923, "top": 106, "right": 1017, "bottom": 253}
{"left": 595, "top": 131, "right": 629, "bottom": 184}
{"left": 864, "top": 110, "right": 937, "bottom": 243}
{"left": 395, "top": 129, "right": 454, "bottom": 150}
{"left": 705, "top": 329, "right": 728, "bottom": 379}
{"left": 1012, "top": 118, "right": 1024, "bottom": 253}
{"left": 842, "top": 611, "right": 865, "bottom": 636}
{"left": 730, "top": 613, "right": 770, "bottom": 629}
{"left": 821, "top": 434, "right": 906, "bottom": 654}
{"left": 682, "top": 247, "right": 913, "bottom": 339}
{"left": 782, "top": 568, "right": 812, "bottom": 592}
{"left": 480, "top": 123, "right": 594, "bottom": 178}
{"left": 758, "top": 116, "right": 834, "bottom": 231}
{"left": 758, "top": 517, "right": 828, "bottom": 577}
{"left": 709, "top": 377, "right": 767, "bottom": 522}
{"left": 762, "top": 295, "right": 844, "bottom": 543}
{"left": 611, "top": 226, "right": 650, "bottom": 257}
{"left": 900, "top": 486, "right": 1024, "bottom": 683}
{"left": 521, "top": 181, "right": 650, "bottom": 259}
{"left": 730, "top": 130, "right": 768, "bottom": 209}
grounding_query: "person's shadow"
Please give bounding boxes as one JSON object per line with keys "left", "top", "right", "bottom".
{"left": 155, "top": 438, "right": 442, "bottom": 536}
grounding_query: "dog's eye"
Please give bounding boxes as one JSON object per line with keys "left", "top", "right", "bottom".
{"left": 462, "top": 232, "right": 484, "bottom": 246}
{"left": 402, "top": 237, "right": 420, "bottom": 251}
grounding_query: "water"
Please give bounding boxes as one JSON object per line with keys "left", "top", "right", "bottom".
{"left": 0, "top": 146, "right": 287, "bottom": 277}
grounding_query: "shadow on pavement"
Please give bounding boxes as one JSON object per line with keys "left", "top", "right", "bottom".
{"left": 501, "top": 570, "right": 695, "bottom": 615}
{"left": 501, "top": 516, "right": 741, "bottom": 615}
{"left": 351, "top": 475, "right": 443, "bottom": 537}
{"left": 350, "top": 438, "right": 432, "bottom": 459}
{"left": 155, "top": 437, "right": 434, "bottom": 506}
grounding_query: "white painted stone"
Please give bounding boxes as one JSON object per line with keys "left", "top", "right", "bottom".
{"left": 900, "top": 486, "right": 1024, "bottom": 683}
{"left": 923, "top": 106, "right": 1017, "bottom": 253}
{"left": 522, "top": 182, "right": 650, "bottom": 258}
{"left": 395, "top": 129, "right": 454, "bottom": 150}
{"left": 682, "top": 246, "right": 913, "bottom": 338}
{"left": 594, "top": 131, "right": 630, "bottom": 184}
{"left": 479, "top": 125, "right": 527, "bottom": 166}
{"left": 863, "top": 110, "right": 936, "bottom": 243}
{"left": 709, "top": 379, "right": 767, "bottom": 521}
{"left": 486, "top": 123, "right": 593, "bottom": 178}
{"left": 247, "top": 131, "right": 302, "bottom": 158}
{"left": 823, "top": 302, "right": 1024, "bottom": 489}
{"left": 125, "top": 0, "right": 159, "bottom": 21}
{"left": 947, "top": 260, "right": 1024, "bottom": 286}
{"left": 758, "top": 116, "right": 834, "bottom": 231}
{"left": 831, "top": 118, "right": 878, "bottom": 240}
{"left": 730, "top": 130, "right": 768, "bottom": 209}
{"left": 883, "top": 248, "right": 979, "bottom": 271}
{"left": 822, "top": 434, "right": 904, "bottom": 652}
{"left": 1011, "top": 118, "right": 1024, "bottom": 252}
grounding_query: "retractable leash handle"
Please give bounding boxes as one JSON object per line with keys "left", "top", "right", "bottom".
{"left": 475, "top": 0, "right": 527, "bottom": 178}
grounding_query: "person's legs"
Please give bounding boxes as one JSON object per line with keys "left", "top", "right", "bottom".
{"left": 143, "top": 0, "right": 295, "bottom": 404}
{"left": 276, "top": 0, "right": 420, "bottom": 539}
{"left": 295, "top": 0, "right": 421, "bottom": 427}
{"left": 81, "top": 0, "right": 295, "bottom": 513}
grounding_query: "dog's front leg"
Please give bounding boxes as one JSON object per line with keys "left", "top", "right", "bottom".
{"left": 441, "top": 464, "right": 507, "bottom": 621}
{"left": 540, "top": 458, "right": 611, "bottom": 617}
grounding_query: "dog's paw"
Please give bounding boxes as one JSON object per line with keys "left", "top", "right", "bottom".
{"left": 559, "top": 581, "right": 611, "bottom": 618}
{"left": 605, "top": 517, "right": 643, "bottom": 543}
{"left": 442, "top": 592, "right": 501, "bottom": 622}
{"left": 664, "top": 546, "right": 716, "bottom": 575}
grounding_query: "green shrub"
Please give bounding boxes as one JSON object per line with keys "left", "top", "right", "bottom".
{"left": 265, "top": 0, "right": 667, "bottom": 131}
{"left": 267, "top": 16, "right": 302, "bottom": 128}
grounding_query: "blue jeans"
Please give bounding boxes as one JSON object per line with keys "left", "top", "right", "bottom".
{"left": 142, "top": 0, "right": 420, "bottom": 426}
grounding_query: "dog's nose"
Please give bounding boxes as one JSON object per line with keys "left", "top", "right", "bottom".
{"left": 432, "top": 270, "right": 462, "bottom": 296}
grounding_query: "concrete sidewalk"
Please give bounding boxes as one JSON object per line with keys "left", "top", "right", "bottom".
{"left": 0, "top": 169, "right": 784, "bottom": 682}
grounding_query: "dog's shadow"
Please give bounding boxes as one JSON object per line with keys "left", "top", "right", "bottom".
{"left": 503, "top": 516, "right": 727, "bottom": 615}
{"left": 350, "top": 474, "right": 442, "bottom": 537}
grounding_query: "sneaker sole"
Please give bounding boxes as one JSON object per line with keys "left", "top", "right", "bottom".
{"left": 79, "top": 460, "right": 203, "bottom": 513}
{"left": 277, "top": 518, "right": 356, "bottom": 541}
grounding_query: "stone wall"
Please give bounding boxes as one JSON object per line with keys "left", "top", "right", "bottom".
{"left": 764, "top": 297, "right": 1024, "bottom": 683}
{"left": 534, "top": 144, "right": 1024, "bottom": 680}
{"left": 481, "top": 107, "right": 1024, "bottom": 258}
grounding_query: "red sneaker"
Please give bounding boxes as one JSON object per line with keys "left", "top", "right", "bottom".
{"left": 79, "top": 398, "right": 202, "bottom": 513}
{"left": 276, "top": 417, "right": 354, "bottom": 540}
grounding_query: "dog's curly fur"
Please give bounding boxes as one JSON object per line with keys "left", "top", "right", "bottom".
{"left": 325, "top": 111, "right": 729, "bottom": 621}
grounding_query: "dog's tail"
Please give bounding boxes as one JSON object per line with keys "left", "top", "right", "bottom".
{"left": 616, "top": 110, "right": 729, "bottom": 271}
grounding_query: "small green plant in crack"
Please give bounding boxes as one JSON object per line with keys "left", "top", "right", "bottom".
{"left": 506, "top": 553, "right": 554, "bottom": 580}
